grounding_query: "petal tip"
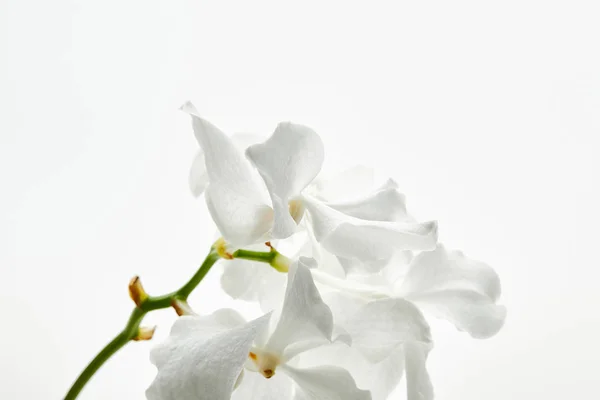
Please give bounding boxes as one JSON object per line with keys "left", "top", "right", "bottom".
{"left": 179, "top": 100, "right": 198, "bottom": 115}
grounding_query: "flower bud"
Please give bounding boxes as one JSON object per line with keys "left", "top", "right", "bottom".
{"left": 171, "top": 298, "right": 197, "bottom": 316}
{"left": 133, "top": 326, "right": 156, "bottom": 341}
{"left": 128, "top": 276, "right": 148, "bottom": 307}
{"left": 213, "top": 237, "right": 233, "bottom": 259}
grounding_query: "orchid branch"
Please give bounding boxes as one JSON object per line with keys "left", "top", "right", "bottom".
{"left": 64, "top": 241, "right": 287, "bottom": 400}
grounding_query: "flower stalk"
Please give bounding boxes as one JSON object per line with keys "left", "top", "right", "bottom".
{"left": 64, "top": 241, "right": 288, "bottom": 400}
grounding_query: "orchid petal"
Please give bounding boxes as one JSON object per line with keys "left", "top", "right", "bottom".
{"left": 303, "top": 196, "right": 437, "bottom": 273}
{"left": 220, "top": 259, "right": 287, "bottom": 312}
{"left": 147, "top": 311, "right": 270, "bottom": 400}
{"left": 403, "top": 341, "right": 434, "bottom": 400}
{"left": 341, "top": 298, "right": 431, "bottom": 363}
{"left": 189, "top": 150, "right": 209, "bottom": 198}
{"left": 266, "top": 257, "right": 333, "bottom": 360}
{"left": 296, "top": 341, "right": 404, "bottom": 400}
{"left": 246, "top": 122, "right": 324, "bottom": 238}
{"left": 397, "top": 245, "right": 506, "bottom": 338}
{"left": 232, "top": 369, "right": 294, "bottom": 400}
{"left": 325, "top": 179, "right": 411, "bottom": 222}
{"left": 188, "top": 133, "right": 264, "bottom": 198}
{"left": 282, "top": 364, "right": 372, "bottom": 400}
{"left": 181, "top": 102, "right": 273, "bottom": 246}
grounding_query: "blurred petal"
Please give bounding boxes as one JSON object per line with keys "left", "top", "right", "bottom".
{"left": 397, "top": 245, "right": 506, "bottom": 338}
{"left": 403, "top": 341, "right": 434, "bottom": 400}
{"left": 232, "top": 369, "right": 294, "bottom": 400}
{"left": 304, "top": 196, "right": 438, "bottom": 273}
{"left": 181, "top": 102, "right": 273, "bottom": 245}
{"left": 266, "top": 257, "right": 333, "bottom": 360}
{"left": 189, "top": 150, "right": 209, "bottom": 197}
{"left": 246, "top": 122, "right": 324, "bottom": 238}
{"left": 147, "top": 311, "right": 269, "bottom": 400}
{"left": 221, "top": 259, "right": 287, "bottom": 312}
{"left": 341, "top": 298, "right": 431, "bottom": 363}
{"left": 326, "top": 179, "right": 411, "bottom": 222}
{"left": 282, "top": 364, "right": 372, "bottom": 400}
{"left": 297, "top": 341, "right": 404, "bottom": 400}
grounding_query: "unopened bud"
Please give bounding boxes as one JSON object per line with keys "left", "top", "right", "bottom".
{"left": 171, "top": 298, "right": 197, "bottom": 316}
{"left": 133, "top": 326, "right": 156, "bottom": 341}
{"left": 213, "top": 237, "right": 233, "bottom": 260}
{"left": 128, "top": 276, "right": 148, "bottom": 307}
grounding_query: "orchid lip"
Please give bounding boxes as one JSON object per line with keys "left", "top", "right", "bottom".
{"left": 249, "top": 349, "right": 281, "bottom": 379}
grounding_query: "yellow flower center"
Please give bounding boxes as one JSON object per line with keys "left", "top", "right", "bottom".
{"left": 249, "top": 351, "right": 281, "bottom": 379}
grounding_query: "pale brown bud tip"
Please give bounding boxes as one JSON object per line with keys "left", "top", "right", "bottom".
{"left": 171, "top": 298, "right": 197, "bottom": 316}
{"left": 214, "top": 238, "right": 234, "bottom": 259}
{"left": 128, "top": 276, "right": 148, "bottom": 307}
{"left": 133, "top": 326, "right": 156, "bottom": 341}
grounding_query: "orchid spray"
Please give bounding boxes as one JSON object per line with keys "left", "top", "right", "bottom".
{"left": 64, "top": 102, "right": 505, "bottom": 400}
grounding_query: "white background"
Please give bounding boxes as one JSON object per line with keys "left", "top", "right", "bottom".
{"left": 1, "top": 1, "right": 599, "bottom": 399}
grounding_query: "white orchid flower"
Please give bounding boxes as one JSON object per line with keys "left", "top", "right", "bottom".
{"left": 305, "top": 244, "right": 506, "bottom": 399}
{"left": 295, "top": 303, "right": 434, "bottom": 400}
{"left": 181, "top": 102, "right": 438, "bottom": 270}
{"left": 146, "top": 309, "right": 270, "bottom": 400}
{"left": 220, "top": 244, "right": 505, "bottom": 399}
{"left": 147, "top": 257, "right": 371, "bottom": 400}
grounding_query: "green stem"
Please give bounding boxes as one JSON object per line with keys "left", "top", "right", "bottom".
{"left": 64, "top": 308, "right": 145, "bottom": 400}
{"left": 232, "top": 248, "right": 276, "bottom": 263}
{"left": 64, "top": 250, "right": 220, "bottom": 400}
{"left": 64, "top": 245, "right": 284, "bottom": 400}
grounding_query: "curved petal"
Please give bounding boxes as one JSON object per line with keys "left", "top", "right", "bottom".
{"left": 403, "top": 341, "right": 434, "bottom": 400}
{"left": 147, "top": 311, "right": 270, "bottom": 400}
{"left": 188, "top": 133, "right": 265, "bottom": 198}
{"left": 266, "top": 257, "right": 333, "bottom": 360}
{"left": 296, "top": 341, "right": 404, "bottom": 400}
{"left": 246, "top": 122, "right": 324, "bottom": 239}
{"left": 325, "top": 179, "right": 411, "bottom": 222}
{"left": 189, "top": 150, "right": 209, "bottom": 197}
{"left": 281, "top": 364, "right": 372, "bottom": 400}
{"left": 181, "top": 102, "right": 273, "bottom": 246}
{"left": 341, "top": 298, "right": 431, "bottom": 363}
{"left": 232, "top": 369, "right": 294, "bottom": 400}
{"left": 220, "top": 259, "right": 287, "bottom": 312}
{"left": 407, "top": 290, "right": 507, "bottom": 339}
{"left": 304, "top": 196, "right": 438, "bottom": 273}
{"left": 397, "top": 245, "right": 506, "bottom": 338}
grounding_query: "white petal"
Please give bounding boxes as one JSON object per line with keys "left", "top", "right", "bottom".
{"left": 403, "top": 341, "right": 434, "bottom": 400}
{"left": 220, "top": 259, "right": 287, "bottom": 312}
{"left": 181, "top": 102, "right": 273, "bottom": 246}
{"left": 266, "top": 257, "right": 333, "bottom": 360}
{"left": 281, "top": 365, "right": 372, "bottom": 400}
{"left": 397, "top": 244, "right": 506, "bottom": 338}
{"left": 246, "top": 122, "right": 324, "bottom": 238}
{"left": 304, "top": 196, "right": 438, "bottom": 273}
{"left": 296, "top": 342, "right": 404, "bottom": 400}
{"left": 188, "top": 133, "right": 264, "bottom": 198}
{"left": 325, "top": 179, "right": 411, "bottom": 222}
{"left": 341, "top": 298, "right": 431, "bottom": 363}
{"left": 147, "top": 311, "right": 269, "bottom": 400}
{"left": 189, "top": 150, "right": 209, "bottom": 197}
{"left": 232, "top": 369, "right": 294, "bottom": 400}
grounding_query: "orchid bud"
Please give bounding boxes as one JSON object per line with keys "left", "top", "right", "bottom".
{"left": 133, "top": 326, "right": 156, "bottom": 341}
{"left": 128, "top": 276, "right": 148, "bottom": 307}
